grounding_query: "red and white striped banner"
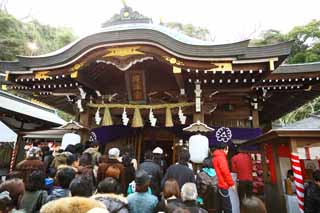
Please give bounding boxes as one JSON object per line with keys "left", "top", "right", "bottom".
{"left": 291, "top": 153, "right": 304, "bottom": 213}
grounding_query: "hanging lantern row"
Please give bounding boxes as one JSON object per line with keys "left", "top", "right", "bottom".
{"left": 188, "top": 78, "right": 256, "bottom": 84}
{"left": 6, "top": 82, "right": 79, "bottom": 90}
{"left": 262, "top": 76, "right": 320, "bottom": 83}
{"left": 185, "top": 68, "right": 263, "bottom": 74}
{"left": 254, "top": 84, "right": 303, "bottom": 90}
{"left": 14, "top": 73, "right": 72, "bottom": 83}
{"left": 39, "top": 91, "right": 53, "bottom": 95}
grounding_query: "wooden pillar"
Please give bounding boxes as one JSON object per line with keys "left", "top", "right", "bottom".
{"left": 252, "top": 109, "right": 259, "bottom": 128}
{"left": 137, "top": 131, "right": 143, "bottom": 164}
{"left": 79, "top": 110, "right": 92, "bottom": 143}
{"left": 272, "top": 143, "right": 287, "bottom": 213}
{"left": 193, "top": 112, "right": 204, "bottom": 123}
{"left": 289, "top": 138, "right": 298, "bottom": 153}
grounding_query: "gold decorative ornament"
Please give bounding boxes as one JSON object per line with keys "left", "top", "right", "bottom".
{"left": 165, "top": 107, "right": 174, "bottom": 127}
{"left": 209, "top": 62, "right": 232, "bottom": 71}
{"left": 34, "top": 71, "right": 49, "bottom": 80}
{"left": 70, "top": 71, "right": 78, "bottom": 79}
{"left": 132, "top": 108, "right": 143, "bottom": 128}
{"left": 102, "top": 107, "right": 113, "bottom": 126}
{"left": 173, "top": 66, "right": 182, "bottom": 74}
{"left": 104, "top": 46, "right": 144, "bottom": 57}
{"left": 71, "top": 63, "right": 84, "bottom": 72}
{"left": 163, "top": 56, "right": 184, "bottom": 66}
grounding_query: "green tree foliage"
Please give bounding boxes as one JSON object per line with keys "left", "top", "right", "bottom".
{"left": 252, "top": 20, "right": 320, "bottom": 125}
{"left": 0, "top": 10, "right": 27, "bottom": 60}
{"left": 0, "top": 10, "right": 76, "bottom": 60}
{"left": 252, "top": 19, "right": 320, "bottom": 64}
{"left": 0, "top": 9, "right": 76, "bottom": 120}
{"left": 163, "top": 22, "right": 213, "bottom": 41}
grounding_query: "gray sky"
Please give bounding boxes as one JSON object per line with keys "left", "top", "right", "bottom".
{"left": 5, "top": 0, "right": 320, "bottom": 44}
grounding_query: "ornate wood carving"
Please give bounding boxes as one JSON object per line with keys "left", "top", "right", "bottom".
{"left": 126, "top": 70, "right": 147, "bottom": 103}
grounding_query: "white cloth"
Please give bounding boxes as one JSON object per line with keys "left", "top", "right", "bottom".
{"left": 229, "top": 173, "right": 240, "bottom": 213}
{"left": 285, "top": 195, "right": 300, "bottom": 213}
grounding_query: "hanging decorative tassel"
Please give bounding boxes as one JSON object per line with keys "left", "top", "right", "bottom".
{"left": 149, "top": 108, "right": 157, "bottom": 127}
{"left": 102, "top": 107, "right": 113, "bottom": 126}
{"left": 165, "top": 107, "right": 173, "bottom": 127}
{"left": 95, "top": 107, "right": 101, "bottom": 125}
{"left": 122, "top": 108, "right": 129, "bottom": 126}
{"left": 132, "top": 108, "right": 143, "bottom": 128}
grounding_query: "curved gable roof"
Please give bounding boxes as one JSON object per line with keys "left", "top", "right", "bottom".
{"left": 0, "top": 23, "right": 293, "bottom": 71}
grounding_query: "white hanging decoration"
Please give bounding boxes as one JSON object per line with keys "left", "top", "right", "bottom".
{"left": 95, "top": 108, "right": 102, "bottom": 125}
{"left": 76, "top": 99, "right": 84, "bottom": 112}
{"left": 194, "top": 81, "right": 202, "bottom": 112}
{"left": 178, "top": 107, "right": 187, "bottom": 125}
{"left": 149, "top": 108, "right": 157, "bottom": 127}
{"left": 122, "top": 108, "right": 129, "bottom": 126}
{"left": 78, "top": 87, "right": 86, "bottom": 99}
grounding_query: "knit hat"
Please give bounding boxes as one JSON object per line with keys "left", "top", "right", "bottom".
{"left": 108, "top": 148, "right": 120, "bottom": 159}
{"left": 135, "top": 169, "right": 151, "bottom": 185}
{"left": 152, "top": 147, "right": 163, "bottom": 154}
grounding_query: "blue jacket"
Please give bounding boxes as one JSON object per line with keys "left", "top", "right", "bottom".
{"left": 127, "top": 192, "right": 158, "bottom": 213}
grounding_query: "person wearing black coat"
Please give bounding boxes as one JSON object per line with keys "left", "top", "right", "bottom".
{"left": 139, "top": 150, "right": 162, "bottom": 196}
{"left": 161, "top": 149, "right": 195, "bottom": 189}
{"left": 304, "top": 170, "right": 320, "bottom": 213}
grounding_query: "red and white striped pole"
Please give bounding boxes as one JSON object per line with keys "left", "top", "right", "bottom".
{"left": 291, "top": 153, "right": 304, "bottom": 213}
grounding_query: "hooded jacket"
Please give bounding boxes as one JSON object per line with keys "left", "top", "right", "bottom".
{"left": 91, "top": 193, "right": 129, "bottom": 213}
{"left": 212, "top": 150, "right": 234, "bottom": 190}
{"left": 46, "top": 188, "right": 71, "bottom": 203}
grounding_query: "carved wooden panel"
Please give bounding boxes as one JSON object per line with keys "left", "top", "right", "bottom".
{"left": 126, "top": 69, "right": 147, "bottom": 103}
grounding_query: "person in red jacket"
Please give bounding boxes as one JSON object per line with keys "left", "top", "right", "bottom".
{"left": 212, "top": 143, "right": 235, "bottom": 213}
{"left": 231, "top": 148, "right": 253, "bottom": 202}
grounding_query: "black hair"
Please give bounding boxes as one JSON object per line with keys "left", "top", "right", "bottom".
{"left": 178, "top": 149, "right": 190, "bottom": 165}
{"left": 313, "top": 170, "right": 320, "bottom": 182}
{"left": 287, "top": 169, "right": 294, "bottom": 177}
{"left": 202, "top": 157, "right": 213, "bottom": 168}
{"left": 122, "top": 153, "right": 132, "bottom": 167}
{"left": 65, "top": 144, "right": 76, "bottom": 154}
{"left": 69, "top": 175, "right": 93, "bottom": 197}
{"left": 26, "top": 170, "right": 45, "bottom": 192}
{"left": 56, "top": 167, "right": 75, "bottom": 189}
{"left": 97, "top": 177, "right": 121, "bottom": 194}
{"left": 79, "top": 153, "right": 92, "bottom": 166}
{"left": 74, "top": 143, "right": 85, "bottom": 155}
{"left": 144, "top": 150, "right": 153, "bottom": 160}
{"left": 215, "top": 142, "right": 228, "bottom": 150}
{"left": 66, "top": 154, "right": 77, "bottom": 166}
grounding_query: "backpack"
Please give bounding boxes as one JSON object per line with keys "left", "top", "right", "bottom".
{"left": 105, "top": 165, "right": 121, "bottom": 179}
{"left": 196, "top": 171, "right": 219, "bottom": 211}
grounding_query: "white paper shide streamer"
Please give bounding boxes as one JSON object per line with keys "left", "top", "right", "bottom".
{"left": 149, "top": 108, "right": 157, "bottom": 127}
{"left": 122, "top": 108, "right": 129, "bottom": 126}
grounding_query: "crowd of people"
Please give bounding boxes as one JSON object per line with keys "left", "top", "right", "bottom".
{"left": 2, "top": 139, "right": 310, "bottom": 213}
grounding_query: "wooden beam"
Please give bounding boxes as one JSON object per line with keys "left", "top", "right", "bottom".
{"left": 252, "top": 109, "right": 259, "bottom": 128}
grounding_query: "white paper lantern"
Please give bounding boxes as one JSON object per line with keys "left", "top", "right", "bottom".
{"left": 189, "top": 134, "right": 209, "bottom": 163}
{"left": 61, "top": 133, "right": 81, "bottom": 150}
